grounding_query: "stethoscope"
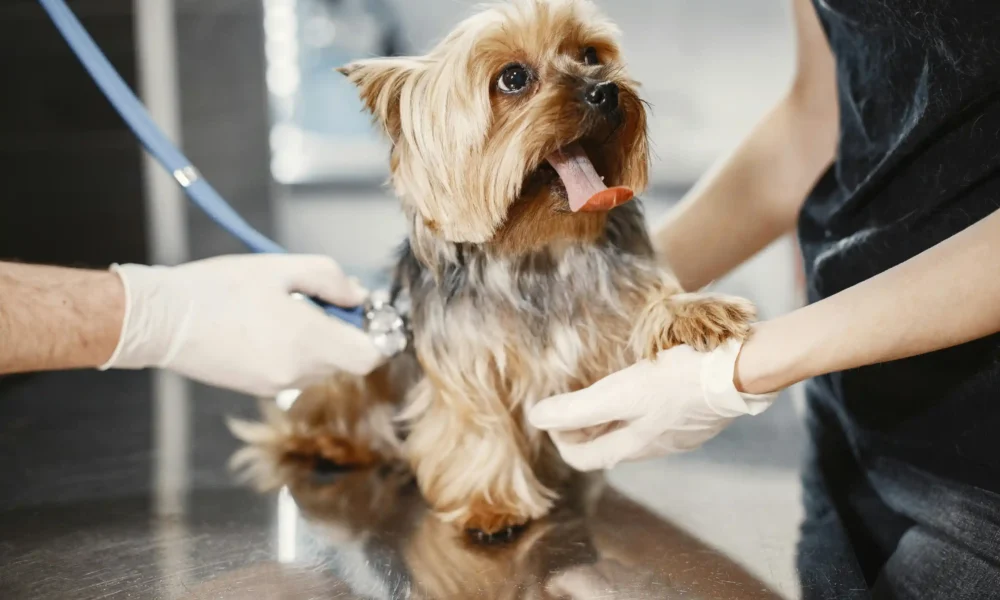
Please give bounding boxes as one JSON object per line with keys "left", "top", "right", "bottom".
{"left": 37, "top": 0, "right": 408, "bottom": 358}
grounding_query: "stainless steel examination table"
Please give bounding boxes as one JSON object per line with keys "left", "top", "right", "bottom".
{"left": 0, "top": 367, "right": 820, "bottom": 599}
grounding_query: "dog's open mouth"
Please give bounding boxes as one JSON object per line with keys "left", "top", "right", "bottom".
{"left": 544, "top": 142, "right": 633, "bottom": 212}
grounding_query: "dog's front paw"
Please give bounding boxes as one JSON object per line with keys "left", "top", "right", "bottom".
{"left": 466, "top": 523, "right": 528, "bottom": 545}
{"left": 665, "top": 293, "right": 755, "bottom": 352}
{"left": 283, "top": 431, "right": 383, "bottom": 469}
{"left": 451, "top": 498, "right": 537, "bottom": 544}
{"left": 632, "top": 292, "right": 756, "bottom": 358}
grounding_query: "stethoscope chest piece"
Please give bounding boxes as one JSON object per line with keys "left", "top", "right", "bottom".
{"left": 364, "top": 290, "right": 409, "bottom": 357}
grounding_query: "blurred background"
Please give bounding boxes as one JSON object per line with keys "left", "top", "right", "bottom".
{"left": 0, "top": 1, "right": 812, "bottom": 597}
{"left": 0, "top": 0, "right": 800, "bottom": 297}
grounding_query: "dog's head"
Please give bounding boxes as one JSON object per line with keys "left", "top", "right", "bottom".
{"left": 340, "top": 0, "right": 649, "bottom": 253}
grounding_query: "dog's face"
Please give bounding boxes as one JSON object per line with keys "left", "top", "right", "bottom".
{"left": 340, "top": 0, "right": 649, "bottom": 249}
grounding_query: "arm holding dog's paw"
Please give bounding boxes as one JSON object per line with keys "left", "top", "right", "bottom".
{"left": 0, "top": 255, "right": 383, "bottom": 396}
{"left": 532, "top": 207, "right": 1000, "bottom": 470}
{"left": 735, "top": 207, "right": 1000, "bottom": 395}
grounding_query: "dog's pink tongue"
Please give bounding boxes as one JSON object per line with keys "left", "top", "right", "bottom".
{"left": 545, "top": 143, "right": 633, "bottom": 212}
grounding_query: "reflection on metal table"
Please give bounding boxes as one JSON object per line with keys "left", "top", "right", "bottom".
{"left": 0, "top": 367, "right": 813, "bottom": 599}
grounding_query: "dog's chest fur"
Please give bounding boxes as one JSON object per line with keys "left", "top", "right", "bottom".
{"left": 393, "top": 203, "right": 665, "bottom": 416}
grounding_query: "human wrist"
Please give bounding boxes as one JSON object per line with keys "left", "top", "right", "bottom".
{"left": 699, "top": 339, "right": 771, "bottom": 417}
{"left": 99, "top": 263, "right": 183, "bottom": 371}
{"left": 90, "top": 268, "right": 127, "bottom": 367}
{"left": 732, "top": 320, "right": 804, "bottom": 395}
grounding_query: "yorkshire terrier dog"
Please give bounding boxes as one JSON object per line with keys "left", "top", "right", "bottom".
{"left": 232, "top": 0, "right": 753, "bottom": 540}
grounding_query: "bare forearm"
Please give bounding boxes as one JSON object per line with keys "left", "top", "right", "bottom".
{"left": 0, "top": 262, "right": 124, "bottom": 374}
{"left": 735, "top": 209, "right": 1000, "bottom": 394}
{"left": 653, "top": 95, "right": 835, "bottom": 291}
{"left": 655, "top": 0, "right": 838, "bottom": 292}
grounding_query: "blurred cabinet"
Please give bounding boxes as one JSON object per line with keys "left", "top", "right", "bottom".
{"left": 0, "top": 1, "right": 276, "bottom": 266}
{"left": 0, "top": 1, "right": 148, "bottom": 267}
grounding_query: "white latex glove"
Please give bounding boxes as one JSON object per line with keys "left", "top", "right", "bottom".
{"left": 528, "top": 340, "right": 777, "bottom": 471}
{"left": 99, "top": 254, "right": 383, "bottom": 396}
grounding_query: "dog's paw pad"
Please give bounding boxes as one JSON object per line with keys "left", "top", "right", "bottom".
{"left": 466, "top": 524, "right": 525, "bottom": 544}
{"left": 313, "top": 457, "right": 354, "bottom": 475}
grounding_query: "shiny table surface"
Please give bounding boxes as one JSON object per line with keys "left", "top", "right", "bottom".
{"left": 0, "top": 370, "right": 814, "bottom": 599}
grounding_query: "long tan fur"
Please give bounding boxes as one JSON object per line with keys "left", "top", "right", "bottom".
{"left": 230, "top": 0, "right": 754, "bottom": 538}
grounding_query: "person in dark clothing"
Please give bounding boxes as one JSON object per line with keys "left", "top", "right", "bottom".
{"left": 529, "top": 0, "right": 1000, "bottom": 597}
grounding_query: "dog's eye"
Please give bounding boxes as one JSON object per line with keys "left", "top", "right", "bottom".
{"left": 583, "top": 46, "right": 600, "bottom": 66}
{"left": 497, "top": 64, "right": 530, "bottom": 94}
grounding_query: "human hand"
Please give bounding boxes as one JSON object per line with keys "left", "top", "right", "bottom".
{"left": 100, "top": 254, "right": 383, "bottom": 396}
{"left": 528, "top": 340, "right": 777, "bottom": 471}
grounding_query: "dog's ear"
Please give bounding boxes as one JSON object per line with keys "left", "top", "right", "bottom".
{"left": 338, "top": 58, "right": 421, "bottom": 142}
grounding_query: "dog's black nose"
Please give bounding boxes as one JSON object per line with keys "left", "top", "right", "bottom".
{"left": 584, "top": 81, "right": 619, "bottom": 113}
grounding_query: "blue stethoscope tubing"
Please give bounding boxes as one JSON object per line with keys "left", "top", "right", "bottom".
{"left": 37, "top": 0, "right": 366, "bottom": 329}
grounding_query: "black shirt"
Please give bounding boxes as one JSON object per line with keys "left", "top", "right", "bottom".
{"left": 801, "top": 1, "right": 1000, "bottom": 494}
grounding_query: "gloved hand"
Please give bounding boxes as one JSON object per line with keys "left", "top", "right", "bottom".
{"left": 528, "top": 340, "right": 777, "bottom": 471}
{"left": 100, "top": 254, "right": 383, "bottom": 396}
